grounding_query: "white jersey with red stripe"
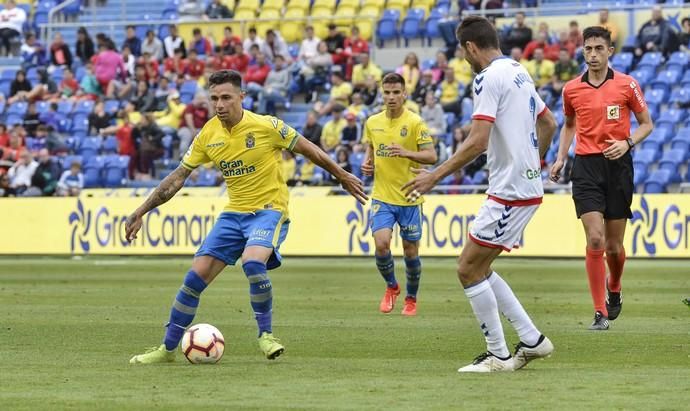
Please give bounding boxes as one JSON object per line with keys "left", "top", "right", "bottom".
{"left": 471, "top": 56, "right": 547, "bottom": 203}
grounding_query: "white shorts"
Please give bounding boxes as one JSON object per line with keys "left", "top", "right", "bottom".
{"left": 469, "top": 197, "right": 540, "bottom": 252}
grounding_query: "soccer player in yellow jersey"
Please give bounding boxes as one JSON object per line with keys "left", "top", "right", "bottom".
{"left": 361, "top": 73, "right": 437, "bottom": 316}
{"left": 126, "top": 70, "right": 367, "bottom": 364}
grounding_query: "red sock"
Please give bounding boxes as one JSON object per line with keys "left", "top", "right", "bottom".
{"left": 606, "top": 247, "right": 626, "bottom": 292}
{"left": 585, "top": 247, "right": 608, "bottom": 317}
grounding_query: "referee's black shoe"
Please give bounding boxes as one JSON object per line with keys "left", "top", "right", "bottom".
{"left": 588, "top": 311, "right": 609, "bottom": 331}
{"left": 606, "top": 281, "right": 623, "bottom": 321}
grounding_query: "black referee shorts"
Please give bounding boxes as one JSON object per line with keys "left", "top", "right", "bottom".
{"left": 570, "top": 152, "right": 634, "bottom": 219}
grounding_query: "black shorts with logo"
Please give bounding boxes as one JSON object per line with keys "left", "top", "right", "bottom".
{"left": 570, "top": 152, "right": 633, "bottom": 219}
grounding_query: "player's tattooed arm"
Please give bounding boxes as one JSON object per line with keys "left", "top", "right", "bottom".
{"left": 124, "top": 166, "right": 192, "bottom": 242}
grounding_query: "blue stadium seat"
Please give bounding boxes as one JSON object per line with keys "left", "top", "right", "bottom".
{"left": 669, "top": 88, "right": 690, "bottom": 107}
{"left": 611, "top": 52, "right": 633, "bottom": 73}
{"left": 665, "top": 51, "right": 689, "bottom": 72}
{"left": 104, "top": 100, "right": 120, "bottom": 115}
{"left": 61, "top": 155, "right": 83, "bottom": 172}
{"left": 71, "top": 113, "right": 89, "bottom": 134}
{"left": 102, "top": 136, "right": 119, "bottom": 153}
{"left": 636, "top": 52, "right": 663, "bottom": 70}
{"left": 5, "top": 113, "right": 23, "bottom": 126}
{"left": 658, "top": 149, "right": 685, "bottom": 182}
{"left": 629, "top": 67, "right": 655, "bottom": 87}
{"left": 35, "top": 101, "right": 50, "bottom": 114}
{"left": 73, "top": 100, "right": 95, "bottom": 115}
{"left": 633, "top": 163, "right": 648, "bottom": 186}
{"left": 194, "top": 168, "right": 217, "bottom": 186}
{"left": 644, "top": 88, "right": 667, "bottom": 105}
{"left": 0, "top": 79, "right": 11, "bottom": 97}
{"left": 643, "top": 169, "right": 672, "bottom": 193}
{"left": 681, "top": 70, "right": 690, "bottom": 88}
{"left": 461, "top": 97, "right": 473, "bottom": 124}
{"left": 401, "top": 17, "right": 424, "bottom": 46}
{"left": 282, "top": 111, "right": 306, "bottom": 128}
{"left": 83, "top": 155, "right": 105, "bottom": 188}
{"left": 78, "top": 136, "right": 102, "bottom": 157}
{"left": 633, "top": 148, "right": 657, "bottom": 166}
{"left": 241, "top": 95, "right": 253, "bottom": 110}
{"left": 57, "top": 100, "right": 74, "bottom": 115}
{"left": 649, "top": 69, "right": 682, "bottom": 93}
{"left": 180, "top": 80, "right": 197, "bottom": 102}
{"left": 425, "top": 17, "right": 441, "bottom": 44}
{"left": 472, "top": 170, "right": 487, "bottom": 185}
{"left": 0, "top": 69, "right": 16, "bottom": 80}
{"left": 104, "top": 155, "right": 130, "bottom": 188}
{"left": 57, "top": 116, "right": 71, "bottom": 133}
{"left": 656, "top": 108, "right": 685, "bottom": 128}
{"left": 383, "top": 9, "right": 402, "bottom": 21}
{"left": 376, "top": 18, "right": 399, "bottom": 46}
{"left": 7, "top": 101, "right": 28, "bottom": 116}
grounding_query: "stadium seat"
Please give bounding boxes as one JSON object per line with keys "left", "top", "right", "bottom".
{"left": 102, "top": 136, "right": 119, "bottom": 153}
{"left": 401, "top": 16, "right": 424, "bottom": 46}
{"left": 0, "top": 79, "right": 10, "bottom": 97}
{"left": 57, "top": 116, "right": 71, "bottom": 133}
{"left": 665, "top": 51, "right": 689, "bottom": 72}
{"left": 656, "top": 108, "right": 685, "bottom": 128}
{"left": 61, "top": 155, "right": 83, "bottom": 172}
{"left": 633, "top": 148, "right": 657, "bottom": 166}
{"left": 7, "top": 101, "right": 28, "bottom": 116}
{"left": 57, "top": 100, "right": 74, "bottom": 115}
{"left": 636, "top": 52, "right": 663, "bottom": 70}
{"left": 425, "top": 17, "right": 441, "bottom": 44}
{"left": 658, "top": 149, "right": 685, "bottom": 182}
{"left": 649, "top": 69, "right": 682, "bottom": 93}
{"left": 83, "top": 155, "right": 105, "bottom": 188}
{"left": 73, "top": 100, "right": 95, "bottom": 115}
{"left": 382, "top": 9, "right": 402, "bottom": 21}
{"left": 161, "top": 134, "right": 173, "bottom": 159}
{"left": 669, "top": 88, "right": 690, "bottom": 107}
{"left": 376, "top": 18, "right": 398, "bottom": 46}
{"left": 104, "top": 100, "right": 120, "bottom": 115}
{"left": 0, "top": 69, "right": 16, "bottom": 81}
{"left": 256, "top": 9, "right": 281, "bottom": 39}
{"left": 670, "top": 128, "right": 690, "bottom": 155}
{"left": 281, "top": 8, "right": 306, "bottom": 43}
{"left": 643, "top": 169, "right": 672, "bottom": 193}
{"left": 78, "top": 136, "right": 102, "bottom": 157}
{"left": 644, "top": 88, "right": 667, "bottom": 106}
{"left": 472, "top": 170, "right": 487, "bottom": 185}
{"left": 611, "top": 52, "right": 633, "bottom": 73}
{"left": 103, "top": 155, "right": 130, "bottom": 188}
{"left": 629, "top": 67, "right": 655, "bottom": 87}
{"left": 633, "top": 163, "right": 648, "bottom": 187}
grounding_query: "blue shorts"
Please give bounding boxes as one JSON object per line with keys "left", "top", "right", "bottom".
{"left": 370, "top": 199, "right": 422, "bottom": 242}
{"left": 195, "top": 210, "right": 290, "bottom": 270}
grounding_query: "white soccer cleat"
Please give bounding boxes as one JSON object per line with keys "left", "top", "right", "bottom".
{"left": 457, "top": 352, "right": 514, "bottom": 373}
{"left": 512, "top": 335, "right": 554, "bottom": 370}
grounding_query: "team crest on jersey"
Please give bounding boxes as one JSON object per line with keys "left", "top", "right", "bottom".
{"left": 400, "top": 126, "right": 408, "bottom": 137}
{"left": 607, "top": 105, "right": 620, "bottom": 120}
{"left": 245, "top": 133, "right": 256, "bottom": 148}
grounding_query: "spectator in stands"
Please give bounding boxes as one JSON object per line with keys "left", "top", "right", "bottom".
{"left": 164, "top": 24, "right": 186, "bottom": 58}
{"left": 568, "top": 20, "right": 583, "bottom": 49}
{"left": 1, "top": 130, "right": 24, "bottom": 162}
{"left": 351, "top": 53, "right": 382, "bottom": 90}
{"left": 510, "top": 46, "right": 528, "bottom": 65}
{"left": 261, "top": 30, "right": 290, "bottom": 64}
{"left": 280, "top": 150, "right": 297, "bottom": 185}
{"left": 30, "top": 148, "right": 59, "bottom": 196}
{"left": 325, "top": 23, "right": 347, "bottom": 66}
{"left": 298, "top": 26, "right": 320, "bottom": 63}
{"left": 543, "top": 48, "right": 580, "bottom": 106}
{"left": 228, "top": 42, "right": 250, "bottom": 74}
{"left": 344, "top": 26, "right": 368, "bottom": 79}
{"left": 21, "top": 32, "right": 46, "bottom": 69}
{"left": 177, "top": 93, "right": 208, "bottom": 154}
{"left": 78, "top": 62, "right": 102, "bottom": 98}
{"left": 421, "top": 91, "right": 445, "bottom": 136}
{"left": 190, "top": 27, "right": 213, "bottom": 57}
{"left": 204, "top": 0, "right": 233, "bottom": 20}
{"left": 22, "top": 102, "right": 39, "bottom": 136}
{"left": 257, "top": 55, "right": 290, "bottom": 116}
{"left": 141, "top": 30, "right": 163, "bottom": 62}
{"left": 635, "top": 6, "right": 678, "bottom": 57}
{"left": 122, "top": 25, "right": 142, "bottom": 57}
{"left": 7, "top": 150, "right": 37, "bottom": 194}
{"left": 598, "top": 8, "right": 619, "bottom": 47}
{"left": 440, "top": 68, "right": 462, "bottom": 117}
{"left": 0, "top": 173, "right": 16, "bottom": 196}
{"left": 131, "top": 81, "right": 155, "bottom": 113}
{"left": 185, "top": 49, "right": 206, "bottom": 81}
{"left": 0, "top": 123, "right": 8, "bottom": 147}
{"left": 57, "top": 68, "right": 79, "bottom": 99}
{"left": 88, "top": 101, "right": 112, "bottom": 135}
{"left": 334, "top": 147, "right": 352, "bottom": 179}
{"left": 94, "top": 42, "right": 127, "bottom": 99}
{"left": 56, "top": 161, "right": 83, "bottom": 196}
{"left": 525, "top": 47, "right": 555, "bottom": 88}
{"left": 359, "top": 75, "right": 380, "bottom": 107}
{"left": 0, "top": 0, "right": 26, "bottom": 56}
{"left": 397, "top": 52, "right": 420, "bottom": 94}
{"left": 320, "top": 104, "right": 347, "bottom": 152}
{"left": 119, "top": 45, "right": 136, "bottom": 77}
{"left": 316, "top": 70, "right": 352, "bottom": 116}
{"left": 302, "top": 110, "right": 322, "bottom": 147}
{"left": 680, "top": 18, "right": 690, "bottom": 52}
{"left": 164, "top": 48, "right": 188, "bottom": 81}
{"left": 75, "top": 27, "right": 95, "bottom": 62}
{"left": 347, "top": 92, "right": 367, "bottom": 120}
{"left": 38, "top": 102, "right": 61, "bottom": 131}
{"left": 523, "top": 30, "right": 557, "bottom": 61}
{"left": 300, "top": 41, "right": 332, "bottom": 102}
{"left": 139, "top": 51, "right": 160, "bottom": 84}
{"left": 448, "top": 46, "right": 473, "bottom": 86}
{"left": 341, "top": 112, "right": 360, "bottom": 148}
{"left": 297, "top": 157, "right": 315, "bottom": 185}
{"left": 412, "top": 69, "right": 438, "bottom": 105}
{"left": 500, "top": 11, "right": 532, "bottom": 55}
{"left": 7, "top": 69, "right": 31, "bottom": 104}
{"left": 431, "top": 51, "right": 449, "bottom": 84}
{"left": 555, "top": 31, "right": 576, "bottom": 59}
{"left": 243, "top": 27, "right": 264, "bottom": 54}
{"left": 208, "top": 46, "right": 230, "bottom": 71}
{"left": 154, "top": 77, "right": 174, "bottom": 110}
{"left": 155, "top": 90, "right": 185, "bottom": 135}
{"left": 133, "top": 113, "right": 165, "bottom": 178}
{"left": 43, "top": 125, "right": 67, "bottom": 154}
{"left": 48, "top": 32, "right": 73, "bottom": 71}
{"left": 221, "top": 26, "right": 241, "bottom": 55}
{"left": 245, "top": 52, "right": 271, "bottom": 97}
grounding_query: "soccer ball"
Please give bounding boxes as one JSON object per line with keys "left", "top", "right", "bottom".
{"left": 181, "top": 323, "right": 225, "bottom": 364}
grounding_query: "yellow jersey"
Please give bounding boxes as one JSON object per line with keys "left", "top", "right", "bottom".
{"left": 363, "top": 109, "right": 433, "bottom": 206}
{"left": 181, "top": 110, "right": 300, "bottom": 215}
{"left": 449, "top": 58, "right": 473, "bottom": 86}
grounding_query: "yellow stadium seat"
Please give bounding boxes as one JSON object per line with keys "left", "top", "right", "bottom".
{"left": 360, "top": 4, "right": 381, "bottom": 18}
{"left": 256, "top": 9, "right": 282, "bottom": 38}
{"left": 312, "top": 0, "right": 336, "bottom": 11}
{"left": 357, "top": 20, "right": 373, "bottom": 41}
{"left": 234, "top": 9, "right": 257, "bottom": 20}
{"left": 312, "top": 22, "right": 330, "bottom": 39}
{"left": 387, "top": 0, "right": 409, "bottom": 7}
{"left": 363, "top": 0, "right": 385, "bottom": 9}
{"left": 281, "top": 8, "right": 306, "bottom": 43}
{"left": 287, "top": 0, "right": 311, "bottom": 11}
{"left": 222, "top": 0, "right": 236, "bottom": 9}
{"left": 262, "top": 1, "right": 282, "bottom": 12}
{"left": 236, "top": 0, "right": 260, "bottom": 10}
{"left": 338, "top": 0, "right": 360, "bottom": 7}
{"left": 334, "top": 5, "right": 357, "bottom": 26}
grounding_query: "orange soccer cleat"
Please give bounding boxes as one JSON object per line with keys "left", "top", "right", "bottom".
{"left": 402, "top": 297, "right": 417, "bottom": 316}
{"left": 379, "top": 285, "right": 400, "bottom": 313}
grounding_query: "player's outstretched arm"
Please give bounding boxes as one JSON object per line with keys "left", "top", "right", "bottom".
{"left": 361, "top": 143, "right": 374, "bottom": 176}
{"left": 402, "top": 119, "right": 492, "bottom": 199}
{"left": 125, "top": 166, "right": 192, "bottom": 242}
{"left": 536, "top": 109, "right": 558, "bottom": 158}
{"left": 292, "top": 136, "right": 368, "bottom": 205}
{"left": 550, "top": 114, "right": 575, "bottom": 182}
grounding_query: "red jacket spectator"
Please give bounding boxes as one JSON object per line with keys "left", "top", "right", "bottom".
{"left": 180, "top": 103, "right": 209, "bottom": 129}
{"left": 186, "top": 51, "right": 205, "bottom": 79}
{"left": 208, "top": 54, "right": 233, "bottom": 71}
{"left": 228, "top": 51, "right": 250, "bottom": 74}
{"left": 523, "top": 36, "right": 561, "bottom": 61}
{"left": 344, "top": 27, "right": 369, "bottom": 56}
{"left": 138, "top": 54, "right": 160, "bottom": 83}
{"left": 245, "top": 57, "right": 271, "bottom": 85}
{"left": 164, "top": 54, "right": 188, "bottom": 75}
{"left": 221, "top": 27, "right": 242, "bottom": 54}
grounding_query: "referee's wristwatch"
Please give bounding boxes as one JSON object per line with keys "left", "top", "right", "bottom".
{"left": 626, "top": 137, "right": 635, "bottom": 150}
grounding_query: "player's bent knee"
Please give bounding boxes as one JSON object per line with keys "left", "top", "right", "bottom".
{"left": 191, "top": 256, "right": 226, "bottom": 284}
{"left": 605, "top": 241, "right": 623, "bottom": 256}
{"left": 587, "top": 234, "right": 605, "bottom": 250}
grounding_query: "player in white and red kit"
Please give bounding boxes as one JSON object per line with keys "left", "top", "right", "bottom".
{"left": 403, "top": 16, "right": 559, "bottom": 373}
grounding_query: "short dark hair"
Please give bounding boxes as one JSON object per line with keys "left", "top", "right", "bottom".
{"left": 208, "top": 70, "right": 243, "bottom": 89}
{"left": 193, "top": 28, "right": 201, "bottom": 35}
{"left": 249, "top": 27, "right": 257, "bottom": 34}
{"left": 456, "top": 16, "right": 500, "bottom": 50}
{"left": 583, "top": 26, "right": 612, "bottom": 46}
{"left": 515, "top": 11, "right": 525, "bottom": 18}
{"left": 381, "top": 72, "right": 406, "bottom": 88}
{"left": 126, "top": 25, "right": 135, "bottom": 30}
{"left": 682, "top": 17, "right": 690, "bottom": 26}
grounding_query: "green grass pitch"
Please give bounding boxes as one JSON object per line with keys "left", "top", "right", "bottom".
{"left": 1, "top": 257, "right": 688, "bottom": 410}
